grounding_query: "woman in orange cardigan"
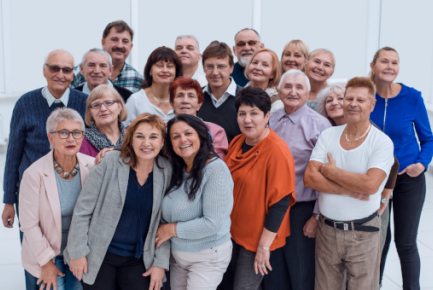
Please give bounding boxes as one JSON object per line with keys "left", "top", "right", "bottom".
{"left": 224, "top": 86, "right": 296, "bottom": 290}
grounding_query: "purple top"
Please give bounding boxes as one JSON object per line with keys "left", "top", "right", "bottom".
{"left": 79, "top": 138, "right": 99, "bottom": 158}
{"left": 269, "top": 104, "right": 332, "bottom": 214}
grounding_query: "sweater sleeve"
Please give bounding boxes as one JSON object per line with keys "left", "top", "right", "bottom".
{"left": 414, "top": 96, "right": 433, "bottom": 170}
{"left": 3, "top": 102, "right": 26, "bottom": 204}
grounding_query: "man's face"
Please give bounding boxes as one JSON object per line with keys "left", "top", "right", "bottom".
{"left": 343, "top": 87, "right": 376, "bottom": 124}
{"left": 80, "top": 52, "right": 113, "bottom": 90}
{"left": 101, "top": 28, "right": 133, "bottom": 64}
{"left": 203, "top": 57, "right": 234, "bottom": 89}
{"left": 278, "top": 74, "right": 309, "bottom": 113}
{"left": 175, "top": 37, "right": 201, "bottom": 68}
{"left": 233, "top": 30, "right": 263, "bottom": 67}
{"left": 43, "top": 51, "right": 74, "bottom": 96}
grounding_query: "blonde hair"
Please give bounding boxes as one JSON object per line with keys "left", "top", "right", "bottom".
{"left": 84, "top": 85, "right": 127, "bottom": 126}
{"left": 308, "top": 48, "right": 336, "bottom": 69}
{"left": 244, "top": 48, "right": 282, "bottom": 88}
{"left": 280, "top": 40, "right": 310, "bottom": 73}
{"left": 369, "top": 46, "right": 399, "bottom": 83}
{"left": 316, "top": 82, "right": 346, "bottom": 125}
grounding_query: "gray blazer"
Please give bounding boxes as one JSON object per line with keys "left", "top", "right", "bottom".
{"left": 64, "top": 151, "right": 172, "bottom": 285}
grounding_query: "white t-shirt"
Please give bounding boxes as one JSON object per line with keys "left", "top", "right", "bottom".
{"left": 123, "top": 89, "right": 175, "bottom": 126}
{"left": 309, "top": 124, "right": 394, "bottom": 221}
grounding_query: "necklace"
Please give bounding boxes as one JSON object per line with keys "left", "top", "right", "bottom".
{"left": 344, "top": 124, "right": 371, "bottom": 142}
{"left": 149, "top": 88, "right": 170, "bottom": 103}
{"left": 54, "top": 160, "right": 80, "bottom": 178}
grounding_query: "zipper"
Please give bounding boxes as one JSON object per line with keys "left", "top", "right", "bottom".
{"left": 383, "top": 98, "right": 388, "bottom": 132}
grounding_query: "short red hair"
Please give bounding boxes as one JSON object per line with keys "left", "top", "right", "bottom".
{"left": 169, "top": 77, "right": 205, "bottom": 104}
{"left": 345, "top": 77, "right": 376, "bottom": 101}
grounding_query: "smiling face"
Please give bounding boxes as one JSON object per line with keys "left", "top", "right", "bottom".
{"left": 279, "top": 74, "right": 310, "bottom": 113}
{"left": 325, "top": 90, "right": 344, "bottom": 121}
{"left": 175, "top": 37, "right": 201, "bottom": 68}
{"left": 204, "top": 56, "right": 234, "bottom": 89}
{"left": 170, "top": 121, "right": 201, "bottom": 164}
{"left": 343, "top": 87, "right": 376, "bottom": 124}
{"left": 371, "top": 50, "right": 400, "bottom": 83}
{"left": 89, "top": 95, "right": 122, "bottom": 128}
{"left": 150, "top": 60, "right": 176, "bottom": 85}
{"left": 48, "top": 121, "right": 83, "bottom": 156}
{"left": 233, "top": 30, "right": 263, "bottom": 67}
{"left": 43, "top": 51, "right": 74, "bottom": 97}
{"left": 131, "top": 122, "right": 164, "bottom": 162}
{"left": 305, "top": 52, "right": 334, "bottom": 83}
{"left": 281, "top": 46, "right": 307, "bottom": 72}
{"left": 247, "top": 51, "right": 274, "bottom": 85}
{"left": 237, "top": 104, "right": 270, "bottom": 145}
{"left": 171, "top": 87, "right": 202, "bottom": 116}
{"left": 101, "top": 28, "right": 133, "bottom": 64}
{"left": 81, "top": 51, "right": 113, "bottom": 90}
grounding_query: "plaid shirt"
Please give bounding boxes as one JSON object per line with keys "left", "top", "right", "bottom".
{"left": 71, "top": 62, "right": 143, "bottom": 93}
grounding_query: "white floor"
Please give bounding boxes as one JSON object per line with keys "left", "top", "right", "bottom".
{"left": 1, "top": 152, "right": 433, "bottom": 290}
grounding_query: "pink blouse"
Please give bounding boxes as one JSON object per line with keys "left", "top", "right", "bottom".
{"left": 205, "top": 121, "right": 228, "bottom": 159}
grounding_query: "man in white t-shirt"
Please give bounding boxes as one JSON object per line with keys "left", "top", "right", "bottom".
{"left": 174, "top": 35, "right": 207, "bottom": 87}
{"left": 304, "top": 77, "right": 394, "bottom": 290}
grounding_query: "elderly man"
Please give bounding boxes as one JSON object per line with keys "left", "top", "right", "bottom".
{"left": 1, "top": 50, "right": 87, "bottom": 290}
{"left": 197, "top": 41, "right": 242, "bottom": 143}
{"left": 231, "top": 28, "right": 264, "bottom": 87}
{"left": 305, "top": 77, "right": 394, "bottom": 290}
{"left": 74, "top": 48, "right": 132, "bottom": 102}
{"left": 263, "top": 70, "right": 331, "bottom": 290}
{"left": 71, "top": 20, "right": 143, "bottom": 93}
{"left": 174, "top": 35, "right": 207, "bottom": 87}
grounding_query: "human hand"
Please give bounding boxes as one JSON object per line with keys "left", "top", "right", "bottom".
{"left": 398, "top": 163, "right": 425, "bottom": 178}
{"left": 303, "top": 216, "right": 318, "bottom": 238}
{"left": 155, "top": 223, "right": 176, "bottom": 248}
{"left": 2, "top": 204, "right": 15, "bottom": 228}
{"left": 378, "top": 202, "right": 388, "bottom": 216}
{"left": 143, "top": 267, "right": 165, "bottom": 290}
{"left": 348, "top": 191, "right": 370, "bottom": 201}
{"left": 320, "top": 153, "right": 337, "bottom": 179}
{"left": 254, "top": 246, "right": 272, "bottom": 276}
{"left": 69, "top": 257, "right": 87, "bottom": 281}
{"left": 37, "top": 260, "right": 65, "bottom": 290}
{"left": 94, "top": 148, "right": 114, "bottom": 164}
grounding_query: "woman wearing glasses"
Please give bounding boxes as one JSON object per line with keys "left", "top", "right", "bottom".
{"left": 19, "top": 108, "right": 94, "bottom": 290}
{"left": 79, "top": 85, "right": 128, "bottom": 157}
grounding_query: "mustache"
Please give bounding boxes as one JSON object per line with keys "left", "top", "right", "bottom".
{"left": 241, "top": 50, "right": 254, "bottom": 56}
{"left": 112, "top": 47, "right": 126, "bottom": 53}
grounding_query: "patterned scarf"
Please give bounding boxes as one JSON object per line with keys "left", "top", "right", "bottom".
{"left": 85, "top": 122, "right": 126, "bottom": 151}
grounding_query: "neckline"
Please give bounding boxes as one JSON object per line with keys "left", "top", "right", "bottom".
{"left": 338, "top": 124, "right": 374, "bottom": 152}
{"left": 376, "top": 83, "right": 405, "bottom": 101}
{"left": 141, "top": 89, "right": 174, "bottom": 117}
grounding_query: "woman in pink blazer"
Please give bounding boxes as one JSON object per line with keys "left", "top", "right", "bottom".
{"left": 19, "top": 108, "right": 94, "bottom": 290}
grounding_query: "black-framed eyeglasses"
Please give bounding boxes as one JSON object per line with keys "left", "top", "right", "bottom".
{"left": 236, "top": 40, "right": 259, "bottom": 47}
{"left": 45, "top": 64, "right": 74, "bottom": 74}
{"left": 89, "top": 100, "right": 118, "bottom": 109}
{"left": 50, "top": 130, "right": 84, "bottom": 139}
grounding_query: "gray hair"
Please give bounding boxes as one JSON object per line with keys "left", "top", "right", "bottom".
{"left": 234, "top": 28, "right": 261, "bottom": 42}
{"left": 278, "top": 69, "right": 311, "bottom": 91}
{"left": 316, "top": 82, "right": 347, "bottom": 118}
{"left": 175, "top": 35, "right": 200, "bottom": 51}
{"left": 81, "top": 48, "right": 112, "bottom": 69}
{"left": 46, "top": 108, "right": 85, "bottom": 149}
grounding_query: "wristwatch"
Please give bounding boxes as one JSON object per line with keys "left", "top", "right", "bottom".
{"left": 381, "top": 198, "right": 389, "bottom": 204}
{"left": 314, "top": 214, "right": 320, "bottom": 221}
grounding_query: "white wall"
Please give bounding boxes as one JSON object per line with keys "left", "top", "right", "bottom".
{"left": 0, "top": 2, "right": 5, "bottom": 93}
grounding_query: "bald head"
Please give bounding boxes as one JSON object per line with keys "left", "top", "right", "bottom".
{"left": 43, "top": 49, "right": 75, "bottom": 99}
{"left": 45, "top": 49, "right": 74, "bottom": 66}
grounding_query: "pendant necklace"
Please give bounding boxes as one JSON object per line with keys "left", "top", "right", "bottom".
{"left": 150, "top": 88, "right": 170, "bottom": 103}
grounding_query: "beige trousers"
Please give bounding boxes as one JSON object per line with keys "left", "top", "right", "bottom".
{"left": 170, "top": 240, "right": 232, "bottom": 290}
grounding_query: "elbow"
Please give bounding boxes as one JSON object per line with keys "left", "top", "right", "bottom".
{"left": 303, "top": 170, "right": 316, "bottom": 190}
{"left": 365, "top": 183, "right": 380, "bottom": 195}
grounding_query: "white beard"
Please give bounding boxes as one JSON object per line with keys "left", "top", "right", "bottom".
{"left": 239, "top": 56, "right": 251, "bottom": 67}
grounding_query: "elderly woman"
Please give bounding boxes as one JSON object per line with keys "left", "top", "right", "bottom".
{"left": 244, "top": 48, "right": 282, "bottom": 112}
{"left": 19, "top": 108, "right": 94, "bottom": 290}
{"left": 280, "top": 39, "right": 310, "bottom": 73}
{"left": 154, "top": 114, "right": 233, "bottom": 290}
{"left": 65, "top": 114, "right": 172, "bottom": 290}
{"left": 305, "top": 48, "right": 335, "bottom": 111}
{"left": 170, "top": 77, "right": 228, "bottom": 158}
{"left": 223, "top": 87, "right": 296, "bottom": 290}
{"left": 369, "top": 47, "right": 433, "bottom": 290}
{"left": 79, "top": 85, "right": 127, "bottom": 157}
{"left": 124, "top": 47, "right": 183, "bottom": 125}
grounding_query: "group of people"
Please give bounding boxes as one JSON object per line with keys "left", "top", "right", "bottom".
{"left": 1, "top": 20, "right": 432, "bottom": 290}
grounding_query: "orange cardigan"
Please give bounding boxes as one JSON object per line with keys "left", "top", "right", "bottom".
{"left": 225, "top": 129, "right": 296, "bottom": 252}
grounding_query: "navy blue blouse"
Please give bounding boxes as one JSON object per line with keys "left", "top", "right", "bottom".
{"left": 108, "top": 169, "right": 153, "bottom": 258}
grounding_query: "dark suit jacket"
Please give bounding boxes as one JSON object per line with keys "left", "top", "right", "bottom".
{"left": 75, "top": 84, "right": 132, "bottom": 103}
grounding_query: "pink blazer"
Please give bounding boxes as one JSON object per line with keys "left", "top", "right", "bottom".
{"left": 205, "top": 122, "right": 228, "bottom": 159}
{"left": 19, "top": 150, "right": 95, "bottom": 278}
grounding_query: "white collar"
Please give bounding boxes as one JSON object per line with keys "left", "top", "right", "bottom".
{"left": 82, "top": 80, "right": 114, "bottom": 95}
{"left": 204, "top": 77, "right": 237, "bottom": 96}
{"left": 41, "top": 87, "right": 70, "bottom": 107}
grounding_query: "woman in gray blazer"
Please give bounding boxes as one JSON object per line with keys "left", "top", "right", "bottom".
{"left": 64, "top": 113, "right": 172, "bottom": 290}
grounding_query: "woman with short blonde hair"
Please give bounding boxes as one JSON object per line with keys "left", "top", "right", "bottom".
{"left": 280, "top": 39, "right": 310, "bottom": 73}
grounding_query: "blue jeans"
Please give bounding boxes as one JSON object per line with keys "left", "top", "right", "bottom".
{"left": 38, "top": 255, "right": 82, "bottom": 290}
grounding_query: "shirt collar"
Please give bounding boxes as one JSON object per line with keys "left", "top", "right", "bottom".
{"left": 82, "top": 80, "right": 114, "bottom": 95}
{"left": 278, "top": 102, "right": 308, "bottom": 124}
{"left": 204, "top": 77, "right": 237, "bottom": 97}
{"left": 41, "top": 87, "right": 70, "bottom": 107}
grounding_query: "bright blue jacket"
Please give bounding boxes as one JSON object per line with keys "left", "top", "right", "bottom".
{"left": 370, "top": 83, "right": 433, "bottom": 172}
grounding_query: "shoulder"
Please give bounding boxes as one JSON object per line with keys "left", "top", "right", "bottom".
{"left": 114, "top": 85, "right": 133, "bottom": 96}
{"left": 98, "top": 150, "right": 123, "bottom": 169}
{"left": 399, "top": 83, "right": 423, "bottom": 106}
{"left": 370, "top": 126, "right": 393, "bottom": 148}
{"left": 77, "top": 152, "right": 95, "bottom": 164}
{"left": 16, "top": 88, "right": 44, "bottom": 104}
{"left": 306, "top": 107, "right": 332, "bottom": 128}
{"left": 267, "top": 130, "right": 291, "bottom": 154}
{"left": 129, "top": 89, "right": 145, "bottom": 100}
{"left": 204, "top": 158, "right": 231, "bottom": 178}
{"left": 205, "top": 122, "right": 225, "bottom": 133}
{"left": 269, "top": 108, "right": 285, "bottom": 123}
{"left": 69, "top": 89, "right": 89, "bottom": 101}
{"left": 125, "top": 63, "right": 143, "bottom": 79}
{"left": 24, "top": 151, "right": 51, "bottom": 175}
{"left": 156, "top": 155, "right": 172, "bottom": 170}
{"left": 318, "top": 125, "right": 343, "bottom": 142}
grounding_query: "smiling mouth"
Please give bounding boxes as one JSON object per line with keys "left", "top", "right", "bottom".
{"left": 141, "top": 148, "right": 153, "bottom": 152}
{"left": 180, "top": 144, "right": 192, "bottom": 149}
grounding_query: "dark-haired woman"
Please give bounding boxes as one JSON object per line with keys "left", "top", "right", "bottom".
{"left": 155, "top": 114, "right": 234, "bottom": 290}
{"left": 124, "top": 47, "right": 183, "bottom": 125}
{"left": 65, "top": 113, "right": 172, "bottom": 290}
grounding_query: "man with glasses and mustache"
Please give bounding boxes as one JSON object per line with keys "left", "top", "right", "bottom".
{"left": 231, "top": 28, "right": 264, "bottom": 87}
{"left": 71, "top": 20, "right": 143, "bottom": 93}
{"left": 1, "top": 50, "right": 87, "bottom": 290}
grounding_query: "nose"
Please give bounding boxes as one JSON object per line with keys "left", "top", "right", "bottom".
{"left": 66, "top": 133, "right": 75, "bottom": 141}
{"left": 211, "top": 67, "right": 220, "bottom": 74}
{"left": 288, "top": 55, "right": 295, "bottom": 61}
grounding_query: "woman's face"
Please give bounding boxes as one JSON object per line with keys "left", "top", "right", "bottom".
{"left": 170, "top": 121, "right": 201, "bottom": 162}
{"left": 281, "top": 46, "right": 307, "bottom": 72}
{"left": 371, "top": 50, "right": 400, "bottom": 83}
{"left": 247, "top": 52, "right": 274, "bottom": 85}
{"left": 48, "top": 121, "right": 84, "bottom": 156}
{"left": 325, "top": 90, "right": 345, "bottom": 121}
{"left": 131, "top": 122, "right": 164, "bottom": 162}
{"left": 305, "top": 52, "right": 334, "bottom": 83}
{"left": 90, "top": 95, "right": 122, "bottom": 127}
{"left": 150, "top": 60, "right": 176, "bottom": 85}
{"left": 237, "top": 104, "right": 270, "bottom": 143}
{"left": 171, "top": 87, "right": 202, "bottom": 116}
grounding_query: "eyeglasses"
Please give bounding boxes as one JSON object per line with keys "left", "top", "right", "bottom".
{"left": 236, "top": 40, "right": 259, "bottom": 47}
{"left": 204, "top": 64, "right": 229, "bottom": 72}
{"left": 89, "top": 100, "right": 118, "bottom": 109}
{"left": 45, "top": 64, "right": 74, "bottom": 74}
{"left": 50, "top": 130, "right": 84, "bottom": 139}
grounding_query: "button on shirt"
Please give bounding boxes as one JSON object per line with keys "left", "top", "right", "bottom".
{"left": 269, "top": 104, "right": 332, "bottom": 214}
{"left": 41, "top": 87, "right": 70, "bottom": 107}
{"left": 203, "top": 77, "right": 237, "bottom": 108}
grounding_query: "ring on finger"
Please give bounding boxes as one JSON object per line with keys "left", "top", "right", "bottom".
{"left": 261, "top": 263, "right": 265, "bottom": 268}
